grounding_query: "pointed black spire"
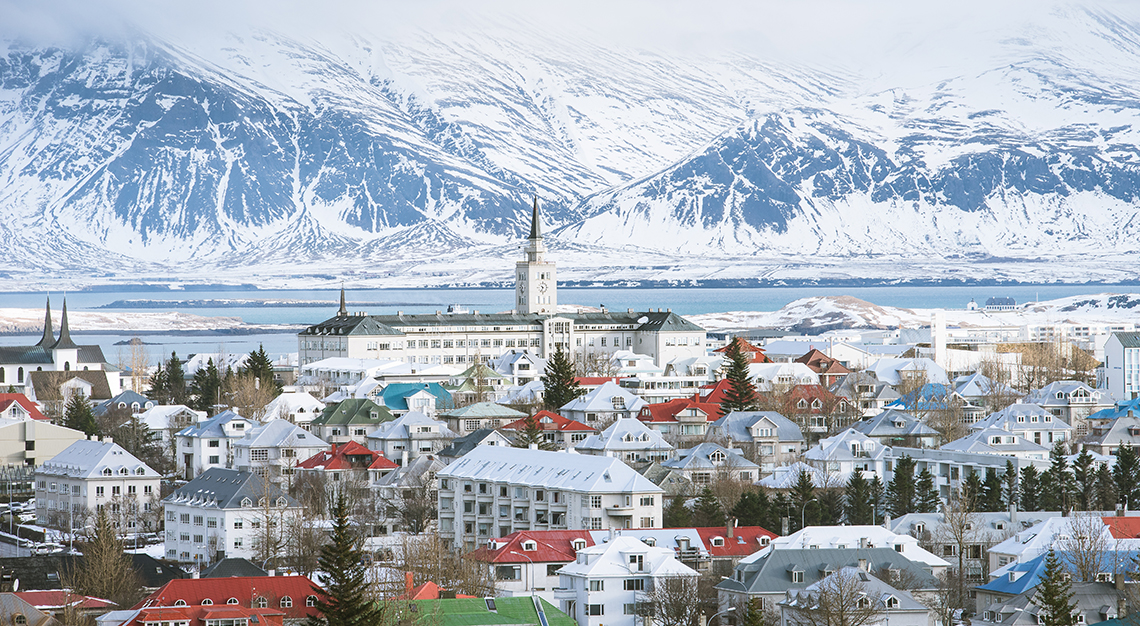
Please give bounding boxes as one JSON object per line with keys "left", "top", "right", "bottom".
{"left": 52, "top": 298, "right": 78, "bottom": 350}
{"left": 338, "top": 284, "right": 347, "bottom": 317}
{"left": 37, "top": 296, "right": 55, "bottom": 349}
{"left": 528, "top": 196, "right": 543, "bottom": 240}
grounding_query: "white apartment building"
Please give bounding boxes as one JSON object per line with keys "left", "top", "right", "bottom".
{"left": 260, "top": 391, "right": 325, "bottom": 427}
{"left": 365, "top": 411, "right": 457, "bottom": 462}
{"left": 1105, "top": 332, "right": 1140, "bottom": 401}
{"left": 232, "top": 419, "right": 327, "bottom": 481}
{"left": 35, "top": 439, "right": 161, "bottom": 531}
{"left": 174, "top": 410, "right": 259, "bottom": 480}
{"left": 555, "top": 535, "right": 699, "bottom": 626}
{"left": 436, "top": 446, "right": 664, "bottom": 550}
{"left": 162, "top": 467, "right": 302, "bottom": 566}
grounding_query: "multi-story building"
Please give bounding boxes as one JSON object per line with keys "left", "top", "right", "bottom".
{"left": 1105, "top": 331, "right": 1140, "bottom": 401}
{"left": 500, "top": 411, "right": 597, "bottom": 449}
{"left": 260, "top": 391, "right": 325, "bottom": 428}
{"left": 574, "top": 418, "right": 674, "bottom": 464}
{"left": 173, "top": 410, "right": 258, "bottom": 480}
{"left": 232, "top": 419, "right": 328, "bottom": 481}
{"left": 439, "top": 402, "right": 528, "bottom": 438}
{"left": 365, "top": 411, "right": 457, "bottom": 463}
{"left": 850, "top": 409, "right": 940, "bottom": 448}
{"left": 436, "top": 446, "right": 664, "bottom": 550}
{"left": 560, "top": 381, "right": 648, "bottom": 426}
{"left": 660, "top": 443, "right": 759, "bottom": 485}
{"left": 636, "top": 396, "right": 722, "bottom": 443}
{"left": 137, "top": 404, "right": 206, "bottom": 445}
{"left": 308, "top": 398, "right": 393, "bottom": 445}
{"left": 706, "top": 411, "right": 805, "bottom": 473}
{"left": 162, "top": 468, "right": 302, "bottom": 566}
{"left": 0, "top": 417, "right": 85, "bottom": 467}
{"left": 466, "top": 530, "right": 598, "bottom": 602}
{"left": 1023, "top": 381, "right": 1113, "bottom": 437}
{"left": 35, "top": 439, "right": 161, "bottom": 531}
{"left": 970, "top": 403, "right": 1073, "bottom": 448}
{"left": 554, "top": 535, "right": 699, "bottom": 626}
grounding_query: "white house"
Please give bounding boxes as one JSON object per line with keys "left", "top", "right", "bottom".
{"left": 1105, "top": 332, "right": 1140, "bottom": 402}
{"left": 137, "top": 405, "right": 206, "bottom": 444}
{"left": 660, "top": 443, "right": 759, "bottom": 485}
{"left": 779, "top": 568, "right": 933, "bottom": 626}
{"left": 436, "top": 446, "right": 664, "bottom": 550}
{"left": 748, "top": 363, "right": 819, "bottom": 391}
{"left": 490, "top": 349, "right": 547, "bottom": 386}
{"left": 173, "top": 410, "right": 259, "bottom": 480}
{"left": 574, "top": 417, "right": 674, "bottom": 464}
{"left": 560, "top": 381, "right": 648, "bottom": 426}
{"left": 232, "top": 419, "right": 327, "bottom": 482}
{"left": 802, "top": 429, "right": 889, "bottom": 483}
{"left": 162, "top": 467, "right": 302, "bottom": 566}
{"left": 365, "top": 411, "right": 457, "bottom": 463}
{"left": 35, "top": 439, "right": 161, "bottom": 532}
{"left": 260, "top": 391, "right": 325, "bottom": 427}
{"left": 940, "top": 427, "right": 1050, "bottom": 461}
{"left": 762, "top": 525, "right": 949, "bottom": 571}
{"left": 555, "top": 535, "right": 699, "bottom": 626}
{"left": 970, "top": 403, "right": 1072, "bottom": 448}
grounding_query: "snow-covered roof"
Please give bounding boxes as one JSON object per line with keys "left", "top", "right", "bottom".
{"left": 662, "top": 443, "right": 758, "bottom": 472}
{"left": 262, "top": 391, "right": 325, "bottom": 420}
{"left": 184, "top": 352, "right": 248, "bottom": 377}
{"left": 757, "top": 462, "right": 838, "bottom": 490}
{"left": 783, "top": 568, "right": 929, "bottom": 612}
{"left": 366, "top": 411, "right": 457, "bottom": 441}
{"left": 941, "top": 427, "right": 1049, "bottom": 456}
{"left": 748, "top": 362, "right": 819, "bottom": 387}
{"left": 804, "top": 429, "right": 887, "bottom": 463}
{"left": 137, "top": 404, "right": 206, "bottom": 430}
{"left": 852, "top": 409, "right": 940, "bottom": 439}
{"left": 38, "top": 439, "right": 160, "bottom": 479}
{"left": 235, "top": 419, "right": 325, "bottom": 449}
{"left": 556, "top": 536, "right": 697, "bottom": 579}
{"left": 175, "top": 410, "right": 257, "bottom": 439}
{"left": 1024, "top": 380, "right": 1106, "bottom": 406}
{"left": 498, "top": 381, "right": 545, "bottom": 405}
{"left": 560, "top": 380, "right": 647, "bottom": 413}
{"left": 575, "top": 417, "right": 673, "bottom": 453}
{"left": 708, "top": 411, "right": 804, "bottom": 443}
{"left": 753, "top": 525, "right": 949, "bottom": 568}
{"left": 953, "top": 372, "right": 1019, "bottom": 399}
{"left": 972, "top": 403, "right": 1073, "bottom": 433}
{"left": 866, "top": 357, "right": 949, "bottom": 385}
{"left": 439, "top": 445, "right": 663, "bottom": 494}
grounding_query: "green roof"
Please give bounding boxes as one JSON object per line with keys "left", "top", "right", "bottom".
{"left": 300, "top": 309, "right": 704, "bottom": 335}
{"left": 1115, "top": 331, "right": 1140, "bottom": 348}
{"left": 439, "top": 402, "right": 527, "bottom": 419}
{"left": 409, "top": 597, "right": 576, "bottom": 626}
{"left": 312, "top": 398, "right": 394, "bottom": 426}
{"left": 457, "top": 363, "right": 510, "bottom": 381}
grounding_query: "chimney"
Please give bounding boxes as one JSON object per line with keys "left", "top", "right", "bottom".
{"left": 781, "top": 517, "right": 789, "bottom": 536}
{"left": 858, "top": 559, "right": 868, "bottom": 571}
{"left": 609, "top": 527, "right": 615, "bottom": 542}
{"left": 401, "top": 450, "right": 409, "bottom": 467}
{"left": 268, "top": 569, "right": 275, "bottom": 577}
{"left": 191, "top": 570, "right": 199, "bottom": 579}
{"left": 1010, "top": 502, "right": 1018, "bottom": 525}
{"left": 727, "top": 517, "right": 735, "bottom": 538}
{"left": 529, "top": 443, "right": 538, "bottom": 450}
{"left": 406, "top": 571, "right": 414, "bottom": 597}
{"left": 1117, "top": 504, "right": 1126, "bottom": 517}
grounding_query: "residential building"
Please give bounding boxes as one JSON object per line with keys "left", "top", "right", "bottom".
{"left": 778, "top": 569, "right": 932, "bottom": 626}
{"left": 0, "top": 394, "right": 47, "bottom": 421}
{"left": 976, "top": 581, "right": 1123, "bottom": 626}
{"left": 26, "top": 370, "right": 116, "bottom": 411}
{"left": 636, "top": 396, "right": 721, "bottom": 443}
{"left": 403, "top": 596, "right": 576, "bottom": 626}
{"left": 308, "top": 398, "right": 393, "bottom": 445}
{"left": 501, "top": 411, "right": 597, "bottom": 449}
{"left": 35, "top": 440, "right": 161, "bottom": 531}
{"left": 0, "top": 593, "right": 58, "bottom": 626}
{"left": 889, "top": 446, "right": 1048, "bottom": 501}
{"left": 636, "top": 463, "right": 693, "bottom": 504}
{"left": 299, "top": 357, "right": 450, "bottom": 390}
{"left": 131, "top": 575, "right": 324, "bottom": 624}
{"left": 1104, "top": 331, "right": 1140, "bottom": 401}
{"left": 295, "top": 441, "right": 399, "bottom": 486}
{"left": 555, "top": 535, "right": 699, "bottom": 626}
{"left": 1023, "top": 381, "right": 1113, "bottom": 437}
{"left": 974, "top": 402, "right": 1075, "bottom": 445}
{"left": 794, "top": 348, "right": 852, "bottom": 387}
{"left": 802, "top": 429, "right": 889, "bottom": 484}
{"left": 830, "top": 372, "right": 901, "bottom": 417}
{"left": 436, "top": 446, "right": 664, "bottom": 549}
{"left": 465, "top": 530, "right": 597, "bottom": 601}
{"left": 939, "top": 427, "right": 1051, "bottom": 461}
{"left": 749, "top": 363, "right": 819, "bottom": 391}
{"left": 866, "top": 357, "right": 950, "bottom": 386}
{"left": 232, "top": 419, "right": 327, "bottom": 480}
{"left": 260, "top": 391, "right": 325, "bottom": 427}
{"left": 365, "top": 411, "right": 457, "bottom": 463}
{"left": 0, "top": 298, "right": 118, "bottom": 394}
{"left": 97, "top": 604, "right": 285, "bottom": 626}
{"left": 439, "top": 429, "right": 515, "bottom": 464}
{"left": 15, "top": 590, "right": 117, "bottom": 622}
{"left": 448, "top": 363, "right": 513, "bottom": 405}
{"left": 764, "top": 526, "right": 949, "bottom": 570}
{"left": 559, "top": 381, "right": 648, "bottom": 426}
{"left": 0, "top": 553, "right": 185, "bottom": 594}
{"left": 162, "top": 468, "right": 302, "bottom": 565}
{"left": 0, "top": 418, "right": 85, "bottom": 467}
{"left": 777, "top": 383, "right": 854, "bottom": 436}
{"left": 136, "top": 405, "right": 205, "bottom": 444}
{"left": 373, "top": 454, "right": 445, "bottom": 534}
{"left": 375, "top": 382, "right": 453, "bottom": 417}
{"left": 951, "top": 372, "right": 1021, "bottom": 423}
{"left": 706, "top": 411, "right": 805, "bottom": 473}
{"left": 660, "top": 443, "right": 758, "bottom": 485}
{"left": 1082, "top": 413, "right": 1140, "bottom": 455}
{"left": 490, "top": 349, "right": 547, "bottom": 386}
{"left": 92, "top": 390, "right": 154, "bottom": 418}
{"left": 986, "top": 517, "right": 1131, "bottom": 573}
{"left": 173, "top": 410, "right": 258, "bottom": 480}
{"left": 440, "top": 402, "right": 528, "bottom": 437}
{"left": 713, "top": 339, "right": 771, "bottom": 364}
{"left": 851, "top": 409, "right": 940, "bottom": 448}
{"left": 574, "top": 417, "right": 674, "bottom": 463}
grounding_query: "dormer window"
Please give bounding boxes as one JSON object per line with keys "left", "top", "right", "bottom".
{"left": 241, "top": 497, "right": 253, "bottom": 508}
{"left": 760, "top": 536, "right": 770, "bottom": 546}
{"left": 811, "top": 399, "right": 822, "bottom": 410}
{"left": 797, "top": 399, "right": 807, "bottom": 409}
{"left": 573, "top": 540, "right": 587, "bottom": 551}
{"left": 523, "top": 540, "right": 537, "bottom": 551}
{"left": 886, "top": 596, "right": 899, "bottom": 609}
{"left": 102, "top": 468, "right": 112, "bottom": 476}
{"left": 136, "top": 467, "right": 146, "bottom": 475}
{"left": 712, "top": 537, "right": 724, "bottom": 547}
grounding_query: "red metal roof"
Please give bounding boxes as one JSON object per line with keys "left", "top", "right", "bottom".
{"left": 693, "top": 526, "right": 778, "bottom": 558}
{"left": 637, "top": 398, "right": 722, "bottom": 423}
{"left": 501, "top": 411, "right": 596, "bottom": 432}
{"left": 772, "top": 384, "right": 841, "bottom": 414}
{"left": 465, "top": 530, "right": 596, "bottom": 564}
{"left": 15, "top": 590, "right": 117, "bottom": 611}
{"left": 698, "top": 379, "right": 733, "bottom": 406}
{"left": 122, "top": 605, "right": 285, "bottom": 626}
{"left": 297, "top": 441, "right": 398, "bottom": 471}
{"left": 1104, "top": 516, "right": 1140, "bottom": 538}
{"left": 0, "top": 394, "right": 48, "bottom": 420}
{"left": 794, "top": 349, "right": 852, "bottom": 376}
{"left": 135, "top": 575, "right": 324, "bottom": 621}
{"left": 574, "top": 377, "right": 623, "bottom": 387}
{"left": 713, "top": 338, "right": 771, "bottom": 363}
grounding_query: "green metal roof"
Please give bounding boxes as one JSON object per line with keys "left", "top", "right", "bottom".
{"left": 1115, "top": 331, "right": 1140, "bottom": 348}
{"left": 409, "top": 597, "right": 576, "bottom": 626}
{"left": 311, "top": 398, "right": 394, "bottom": 426}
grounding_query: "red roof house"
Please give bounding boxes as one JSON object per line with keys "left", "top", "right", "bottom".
{"left": 1104, "top": 516, "right": 1140, "bottom": 539}
{"left": 573, "top": 377, "right": 624, "bottom": 391}
{"left": 112, "top": 605, "right": 285, "bottom": 626}
{"left": 0, "top": 394, "right": 48, "bottom": 421}
{"left": 794, "top": 349, "right": 852, "bottom": 387}
{"left": 14, "top": 590, "right": 117, "bottom": 617}
{"left": 394, "top": 572, "right": 475, "bottom": 600}
{"left": 693, "top": 526, "right": 778, "bottom": 560}
{"left": 697, "top": 379, "right": 733, "bottom": 406}
{"left": 296, "top": 441, "right": 398, "bottom": 475}
{"left": 501, "top": 411, "right": 597, "bottom": 447}
{"left": 465, "top": 530, "right": 596, "bottom": 594}
{"left": 714, "top": 338, "right": 771, "bottom": 364}
{"left": 637, "top": 397, "right": 723, "bottom": 440}
{"left": 134, "top": 576, "right": 325, "bottom": 622}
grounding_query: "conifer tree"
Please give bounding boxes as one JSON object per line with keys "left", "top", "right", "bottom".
{"left": 1041, "top": 442, "right": 1073, "bottom": 512}
{"left": 962, "top": 471, "right": 984, "bottom": 508}
{"left": 790, "top": 468, "right": 817, "bottom": 531}
{"left": 1003, "top": 460, "right": 1019, "bottom": 508}
{"left": 1096, "top": 464, "right": 1118, "bottom": 511}
{"left": 1072, "top": 450, "right": 1096, "bottom": 512}
{"left": 190, "top": 358, "right": 223, "bottom": 415}
{"left": 1033, "top": 550, "right": 1076, "bottom": 626}
{"left": 817, "top": 488, "right": 843, "bottom": 525}
{"left": 773, "top": 492, "right": 793, "bottom": 532}
{"left": 916, "top": 468, "right": 941, "bottom": 513}
{"left": 692, "top": 487, "right": 726, "bottom": 527}
{"left": 512, "top": 413, "right": 557, "bottom": 450}
{"left": 844, "top": 470, "right": 874, "bottom": 525}
{"left": 541, "top": 347, "right": 584, "bottom": 411}
{"left": 663, "top": 496, "right": 692, "bottom": 528}
{"left": 732, "top": 490, "right": 774, "bottom": 531}
{"left": 869, "top": 475, "right": 885, "bottom": 522}
{"left": 739, "top": 597, "right": 768, "bottom": 626}
{"left": 1114, "top": 444, "right": 1140, "bottom": 508}
{"left": 165, "top": 351, "right": 187, "bottom": 404}
{"left": 887, "top": 455, "right": 917, "bottom": 517}
{"left": 308, "top": 491, "right": 385, "bottom": 626}
{"left": 719, "top": 337, "right": 759, "bottom": 417}
{"left": 64, "top": 392, "right": 100, "bottom": 437}
{"left": 148, "top": 361, "right": 168, "bottom": 403}
{"left": 241, "top": 344, "right": 280, "bottom": 392}
{"left": 1020, "top": 465, "right": 1042, "bottom": 512}
{"left": 982, "top": 467, "right": 1004, "bottom": 512}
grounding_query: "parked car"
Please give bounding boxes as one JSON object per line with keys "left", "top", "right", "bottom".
{"left": 32, "top": 542, "right": 64, "bottom": 555}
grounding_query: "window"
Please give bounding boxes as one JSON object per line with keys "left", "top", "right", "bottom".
{"left": 281, "top": 597, "right": 293, "bottom": 608}
{"left": 624, "top": 578, "right": 645, "bottom": 591}
{"left": 194, "top": 515, "right": 203, "bottom": 526}
{"left": 96, "top": 486, "right": 104, "bottom": 497}
{"left": 202, "top": 599, "right": 213, "bottom": 605}
{"left": 640, "top": 517, "right": 654, "bottom": 527}
{"left": 209, "top": 440, "right": 220, "bottom": 447}
{"left": 591, "top": 495, "right": 603, "bottom": 509}
{"left": 548, "top": 564, "right": 562, "bottom": 576}
{"left": 792, "top": 570, "right": 804, "bottom": 583}
{"left": 629, "top": 554, "right": 644, "bottom": 571}
{"left": 886, "top": 597, "right": 899, "bottom": 608}
{"left": 209, "top": 455, "right": 220, "bottom": 464}
{"left": 307, "top": 596, "right": 318, "bottom": 607}
{"left": 256, "top": 597, "right": 268, "bottom": 608}
{"left": 625, "top": 604, "right": 637, "bottom": 615}
{"left": 590, "top": 580, "right": 604, "bottom": 591}
{"left": 588, "top": 605, "right": 604, "bottom": 616}
{"left": 590, "top": 517, "right": 603, "bottom": 530}
{"left": 234, "top": 538, "right": 243, "bottom": 549}
{"left": 227, "top": 598, "right": 239, "bottom": 605}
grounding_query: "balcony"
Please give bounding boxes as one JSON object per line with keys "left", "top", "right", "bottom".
{"left": 607, "top": 505, "right": 634, "bottom": 517}
{"left": 553, "top": 587, "right": 576, "bottom": 601}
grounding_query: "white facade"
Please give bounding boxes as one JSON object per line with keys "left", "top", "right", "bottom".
{"left": 517, "top": 200, "right": 557, "bottom": 315}
{"left": 365, "top": 411, "right": 457, "bottom": 462}
{"left": 261, "top": 391, "right": 325, "bottom": 427}
{"left": 1105, "top": 332, "right": 1140, "bottom": 401}
{"left": 0, "top": 418, "right": 85, "bottom": 467}
{"left": 35, "top": 439, "right": 161, "bottom": 531}
{"left": 174, "top": 410, "right": 259, "bottom": 480}
{"left": 232, "top": 419, "right": 327, "bottom": 481}
{"left": 555, "top": 536, "right": 699, "bottom": 626}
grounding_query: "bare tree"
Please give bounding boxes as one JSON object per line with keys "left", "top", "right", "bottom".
{"left": 923, "top": 569, "right": 968, "bottom": 626}
{"left": 1059, "top": 512, "right": 1110, "bottom": 582}
{"left": 250, "top": 480, "right": 288, "bottom": 571}
{"left": 709, "top": 457, "right": 752, "bottom": 515}
{"left": 65, "top": 509, "right": 145, "bottom": 609}
{"left": 389, "top": 475, "right": 437, "bottom": 535}
{"left": 934, "top": 490, "right": 982, "bottom": 614}
{"left": 225, "top": 374, "right": 278, "bottom": 420}
{"left": 638, "top": 576, "right": 702, "bottom": 626}
{"left": 282, "top": 509, "right": 326, "bottom": 577}
{"left": 784, "top": 568, "right": 886, "bottom": 626}
{"left": 392, "top": 534, "right": 495, "bottom": 598}
{"left": 575, "top": 351, "right": 621, "bottom": 377}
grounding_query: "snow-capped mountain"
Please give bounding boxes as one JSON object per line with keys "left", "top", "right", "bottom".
{"left": 2, "top": 3, "right": 1140, "bottom": 287}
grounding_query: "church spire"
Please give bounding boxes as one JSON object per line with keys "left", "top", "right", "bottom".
{"left": 528, "top": 196, "right": 543, "bottom": 240}
{"left": 52, "top": 298, "right": 78, "bottom": 350}
{"left": 338, "top": 284, "right": 347, "bottom": 317}
{"left": 37, "top": 296, "right": 55, "bottom": 349}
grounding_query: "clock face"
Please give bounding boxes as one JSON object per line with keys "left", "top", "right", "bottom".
{"left": 538, "top": 281, "right": 548, "bottom": 293}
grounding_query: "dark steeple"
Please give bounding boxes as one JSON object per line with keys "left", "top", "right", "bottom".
{"left": 528, "top": 196, "right": 543, "bottom": 240}
{"left": 338, "top": 285, "right": 347, "bottom": 317}
{"left": 52, "top": 298, "right": 79, "bottom": 350}
{"left": 37, "top": 296, "right": 55, "bottom": 348}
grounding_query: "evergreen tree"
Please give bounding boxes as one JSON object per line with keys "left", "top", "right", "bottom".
{"left": 844, "top": 470, "right": 874, "bottom": 525}
{"left": 663, "top": 496, "right": 692, "bottom": 528}
{"left": 63, "top": 392, "right": 100, "bottom": 436}
{"left": 1032, "top": 550, "right": 1076, "bottom": 626}
{"left": 692, "top": 487, "right": 726, "bottom": 527}
{"left": 512, "top": 414, "right": 557, "bottom": 450}
{"left": 916, "top": 468, "right": 941, "bottom": 513}
{"left": 148, "top": 361, "right": 169, "bottom": 403}
{"left": 1003, "top": 460, "right": 1019, "bottom": 508}
{"left": 165, "top": 351, "right": 187, "bottom": 404}
{"left": 1115, "top": 444, "right": 1140, "bottom": 508}
{"left": 190, "top": 358, "right": 223, "bottom": 415}
{"left": 962, "top": 471, "right": 984, "bottom": 508}
{"left": 1072, "top": 450, "right": 1096, "bottom": 512}
{"left": 816, "top": 488, "right": 843, "bottom": 526}
{"left": 869, "top": 475, "right": 885, "bottom": 523}
{"left": 790, "top": 468, "right": 817, "bottom": 531}
{"left": 732, "top": 490, "right": 774, "bottom": 531}
{"left": 982, "top": 467, "right": 1004, "bottom": 512}
{"left": 887, "top": 455, "right": 918, "bottom": 517}
{"left": 307, "top": 492, "right": 386, "bottom": 626}
{"left": 1096, "top": 464, "right": 1118, "bottom": 512}
{"left": 1020, "top": 465, "right": 1042, "bottom": 512}
{"left": 739, "top": 597, "right": 768, "bottom": 626}
{"left": 241, "top": 344, "right": 281, "bottom": 393}
{"left": 541, "top": 347, "right": 584, "bottom": 411}
{"left": 719, "top": 337, "right": 759, "bottom": 416}
{"left": 1040, "top": 442, "right": 1073, "bottom": 512}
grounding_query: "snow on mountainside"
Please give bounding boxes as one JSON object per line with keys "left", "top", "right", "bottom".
{"left": 2, "top": 4, "right": 1140, "bottom": 286}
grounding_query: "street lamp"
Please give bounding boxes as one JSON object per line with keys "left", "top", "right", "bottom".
{"left": 801, "top": 498, "right": 818, "bottom": 534}
{"left": 509, "top": 550, "right": 535, "bottom": 593}
{"left": 709, "top": 606, "right": 736, "bottom": 626}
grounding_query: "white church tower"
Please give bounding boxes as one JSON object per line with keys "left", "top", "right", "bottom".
{"left": 516, "top": 198, "right": 557, "bottom": 315}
